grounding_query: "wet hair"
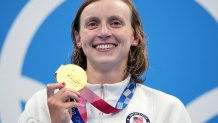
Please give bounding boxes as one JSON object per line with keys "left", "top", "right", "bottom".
{"left": 71, "top": 0, "right": 148, "bottom": 83}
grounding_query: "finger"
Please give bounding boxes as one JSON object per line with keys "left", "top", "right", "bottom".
{"left": 64, "top": 101, "right": 85, "bottom": 109}
{"left": 68, "top": 108, "right": 72, "bottom": 116}
{"left": 47, "top": 83, "right": 65, "bottom": 97}
{"left": 68, "top": 89, "right": 81, "bottom": 97}
{"left": 56, "top": 88, "right": 81, "bottom": 99}
{"left": 60, "top": 89, "right": 81, "bottom": 102}
{"left": 55, "top": 86, "right": 81, "bottom": 97}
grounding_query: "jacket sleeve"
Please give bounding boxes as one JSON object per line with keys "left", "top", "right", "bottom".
{"left": 162, "top": 97, "right": 192, "bottom": 123}
{"left": 17, "top": 89, "right": 51, "bottom": 123}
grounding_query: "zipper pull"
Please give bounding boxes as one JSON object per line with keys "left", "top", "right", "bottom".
{"left": 100, "top": 85, "right": 104, "bottom": 98}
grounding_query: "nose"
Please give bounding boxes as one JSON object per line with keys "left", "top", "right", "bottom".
{"left": 98, "top": 23, "right": 111, "bottom": 40}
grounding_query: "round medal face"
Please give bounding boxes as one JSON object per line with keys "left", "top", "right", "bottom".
{"left": 56, "top": 64, "right": 87, "bottom": 91}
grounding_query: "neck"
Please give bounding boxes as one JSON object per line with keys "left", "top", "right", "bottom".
{"left": 86, "top": 62, "right": 127, "bottom": 84}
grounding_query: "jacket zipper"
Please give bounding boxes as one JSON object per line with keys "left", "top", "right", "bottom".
{"left": 99, "top": 85, "right": 104, "bottom": 123}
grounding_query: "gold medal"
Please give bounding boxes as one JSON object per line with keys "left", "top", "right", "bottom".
{"left": 55, "top": 64, "right": 87, "bottom": 91}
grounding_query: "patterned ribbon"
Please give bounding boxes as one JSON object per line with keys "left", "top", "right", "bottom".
{"left": 71, "top": 79, "right": 136, "bottom": 123}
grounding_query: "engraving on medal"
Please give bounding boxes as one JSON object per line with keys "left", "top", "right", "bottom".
{"left": 56, "top": 64, "right": 87, "bottom": 91}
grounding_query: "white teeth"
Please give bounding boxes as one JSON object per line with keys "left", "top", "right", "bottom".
{"left": 95, "top": 44, "right": 115, "bottom": 49}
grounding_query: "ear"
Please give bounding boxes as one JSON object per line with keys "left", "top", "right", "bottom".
{"left": 131, "top": 35, "right": 139, "bottom": 46}
{"left": 74, "top": 31, "right": 82, "bottom": 48}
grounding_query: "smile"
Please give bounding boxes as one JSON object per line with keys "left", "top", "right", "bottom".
{"left": 92, "top": 43, "right": 118, "bottom": 49}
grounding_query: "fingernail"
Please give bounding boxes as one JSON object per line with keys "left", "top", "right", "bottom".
{"left": 59, "top": 82, "right": 65, "bottom": 89}
{"left": 61, "top": 82, "right": 65, "bottom": 86}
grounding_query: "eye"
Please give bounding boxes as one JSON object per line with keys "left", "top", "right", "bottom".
{"left": 110, "top": 20, "right": 122, "bottom": 28}
{"left": 87, "top": 21, "right": 98, "bottom": 29}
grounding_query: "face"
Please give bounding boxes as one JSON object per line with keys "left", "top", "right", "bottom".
{"left": 77, "top": 0, "right": 138, "bottom": 68}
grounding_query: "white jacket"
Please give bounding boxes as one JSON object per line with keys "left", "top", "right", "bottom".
{"left": 18, "top": 77, "right": 192, "bottom": 123}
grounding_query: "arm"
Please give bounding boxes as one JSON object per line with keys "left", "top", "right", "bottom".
{"left": 18, "top": 89, "right": 50, "bottom": 123}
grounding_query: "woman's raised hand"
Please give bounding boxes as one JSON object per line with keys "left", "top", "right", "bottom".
{"left": 47, "top": 82, "right": 84, "bottom": 123}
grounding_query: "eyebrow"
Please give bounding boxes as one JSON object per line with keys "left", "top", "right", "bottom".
{"left": 109, "top": 15, "right": 125, "bottom": 21}
{"left": 84, "top": 15, "right": 126, "bottom": 24}
{"left": 109, "top": 15, "right": 126, "bottom": 26}
{"left": 84, "top": 16, "right": 99, "bottom": 23}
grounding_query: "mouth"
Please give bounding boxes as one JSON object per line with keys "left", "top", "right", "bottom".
{"left": 92, "top": 43, "right": 118, "bottom": 49}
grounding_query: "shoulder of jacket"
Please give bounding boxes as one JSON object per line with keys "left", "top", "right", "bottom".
{"left": 136, "top": 83, "right": 184, "bottom": 106}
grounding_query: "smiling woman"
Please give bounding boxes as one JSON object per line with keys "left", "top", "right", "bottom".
{"left": 18, "top": 0, "right": 192, "bottom": 123}
{"left": 72, "top": 0, "right": 148, "bottom": 84}
{"left": 73, "top": 0, "right": 143, "bottom": 84}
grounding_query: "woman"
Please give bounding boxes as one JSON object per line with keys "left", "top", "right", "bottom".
{"left": 18, "top": 0, "right": 192, "bottom": 123}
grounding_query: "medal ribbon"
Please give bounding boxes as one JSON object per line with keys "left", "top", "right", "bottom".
{"left": 71, "top": 79, "right": 136, "bottom": 123}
